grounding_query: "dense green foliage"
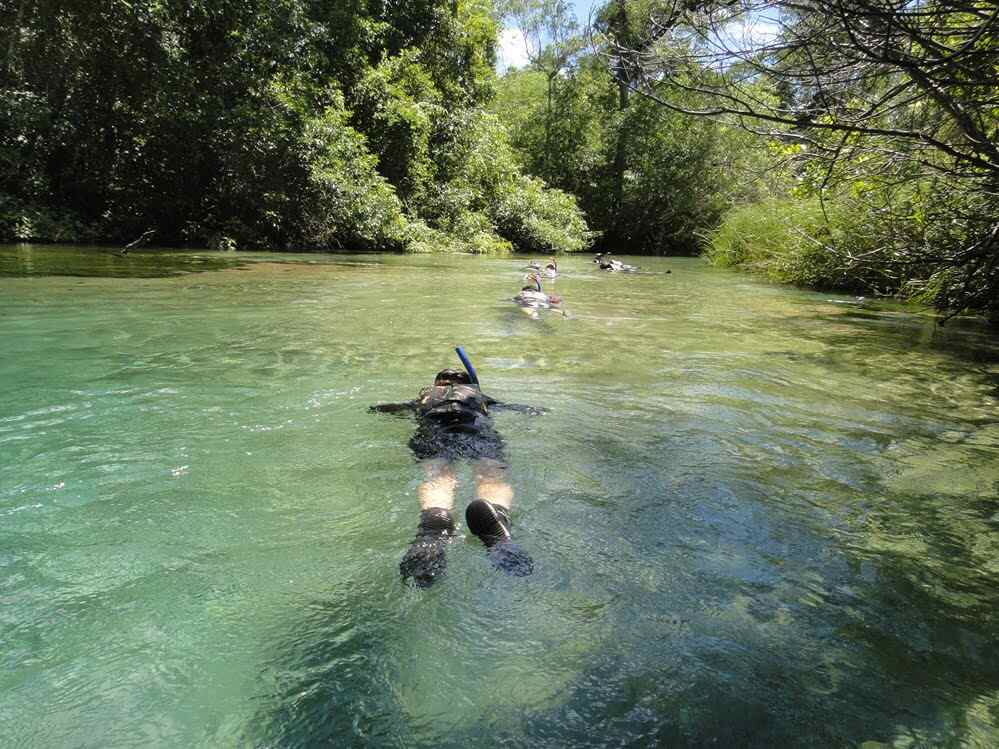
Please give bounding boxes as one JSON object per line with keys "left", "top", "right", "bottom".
{"left": 630, "top": 0, "right": 998, "bottom": 320}
{"left": 493, "top": 6, "right": 756, "bottom": 255}
{"left": 706, "top": 146, "right": 999, "bottom": 319}
{"left": 4, "top": 0, "right": 997, "bottom": 318}
{"left": 495, "top": 61, "right": 733, "bottom": 254}
{"left": 0, "top": 0, "right": 588, "bottom": 254}
{"left": 707, "top": 177, "right": 999, "bottom": 315}
{"left": 706, "top": 198, "right": 873, "bottom": 292}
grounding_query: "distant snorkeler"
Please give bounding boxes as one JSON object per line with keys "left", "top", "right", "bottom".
{"left": 515, "top": 273, "right": 563, "bottom": 312}
{"left": 369, "top": 348, "right": 542, "bottom": 588}
{"left": 593, "top": 253, "right": 639, "bottom": 272}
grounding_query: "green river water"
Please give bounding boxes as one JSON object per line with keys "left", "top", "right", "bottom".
{"left": 1, "top": 245, "right": 998, "bottom": 748}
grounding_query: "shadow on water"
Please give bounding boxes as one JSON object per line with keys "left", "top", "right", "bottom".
{"left": 242, "top": 586, "right": 410, "bottom": 748}
{"left": 810, "top": 302, "right": 999, "bottom": 365}
{"left": 463, "top": 430, "right": 999, "bottom": 747}
{"left": 0, "top": 243, "right": 396, "bottom": 278}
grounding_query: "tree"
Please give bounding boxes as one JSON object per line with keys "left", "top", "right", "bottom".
{"left": 601, "top": 0, "right": 999, "bottom": 317}
{"left": 498, "top": 0, "right": 584, "bottom": 172}
{"left": 0, "top": 0, "right": 590, "bottom": 254}
{"left": 494, "top": 48, "right": 742, "bottom": 254}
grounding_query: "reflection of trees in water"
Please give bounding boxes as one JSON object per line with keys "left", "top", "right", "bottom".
{"left": 0, "top": 245, "right": 249, "bottom": 278}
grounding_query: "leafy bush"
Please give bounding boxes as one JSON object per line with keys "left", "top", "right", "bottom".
{"left": 708, "top": 197, "right": 886, "bottom": 291}
{"left": 0, "top": 195, "right": 94, "bottom": 243}
{"left": 424, "top": 111, "right": 591, "bottom": 254}
{"left": 491, "top": 175, "right": 591, "bottom": 254}
{"left": 296, "top": 98, "right": 410, "bottom": 251}
{"left": 707, "top": 183, "right": 999, "bottom": 320}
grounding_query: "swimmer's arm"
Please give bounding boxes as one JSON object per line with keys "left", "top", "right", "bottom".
{"left": 368, "top": 401, "right": 416, "bottom": 415}
{"left": 486, "top": 398, "right": 547, "bottom": 416}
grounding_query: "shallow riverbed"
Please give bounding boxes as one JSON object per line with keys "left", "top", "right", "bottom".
{"left": 2, "top": 246, "right": 998, "bottom": 747}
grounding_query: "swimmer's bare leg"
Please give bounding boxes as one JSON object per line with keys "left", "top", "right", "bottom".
{"left": 418, "top": 458, "right": 458, "bottom": 511}
{"left": 401, "top": 458, "right": 457, "bottom": 588}
{"left": 468, "top": 459, "right": 533, "bottom": 576}
{"left": 472, "top": 458, "right": 512, "bottom": 510}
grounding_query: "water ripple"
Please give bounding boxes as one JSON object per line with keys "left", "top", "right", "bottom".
{"left": 1, "top": 253, "right": 998, "bottom": 747}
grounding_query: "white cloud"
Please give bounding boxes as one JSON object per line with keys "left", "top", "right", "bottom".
{"left": 497, "top": 27, "right": 531, "bottom": 72}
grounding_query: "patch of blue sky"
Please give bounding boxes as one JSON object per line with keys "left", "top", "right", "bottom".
{"left": 497, "top": 0, "right": 600, "bottom": 71}
{"left": 497, "top": 1, "right": 782, "bottom": 72}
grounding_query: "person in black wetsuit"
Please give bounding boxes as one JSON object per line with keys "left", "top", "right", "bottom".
{"left": 593, "top": 252, "right": 639, "bottom": 272}
{"left": 370, "top": 366, "right": 541, "bottom": 587}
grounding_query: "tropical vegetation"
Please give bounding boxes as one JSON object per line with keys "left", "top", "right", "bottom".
{"left": 0, "top": 0, "right": 588, "bottom": 254}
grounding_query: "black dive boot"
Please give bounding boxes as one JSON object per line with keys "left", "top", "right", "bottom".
{"left": 465, "top": 499, "right": 534, "bottom": 577}
{"left": 400, "top": 508, "right": 454, "bottom": 588}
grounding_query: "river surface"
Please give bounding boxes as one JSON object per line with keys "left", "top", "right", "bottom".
{"left": 2, "top": 245, "right": 998, "bottom": 748}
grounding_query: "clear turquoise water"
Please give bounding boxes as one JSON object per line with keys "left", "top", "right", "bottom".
{"left": 1, "top": 245, "right": 998, "bottom": 747}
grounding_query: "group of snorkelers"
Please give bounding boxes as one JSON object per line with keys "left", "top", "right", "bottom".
{"left": 515, "top": 253, "right": 641, "bottom": 314}
{"left": 372, "top": 255, "right": 645, "bottom": 588}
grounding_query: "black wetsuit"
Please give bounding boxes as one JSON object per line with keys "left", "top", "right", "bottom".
{"left": 409, "top": 383, "right": 505, "bottom": 461}
{"left": 371, "top": 383, "right": 509, "bottom": 461}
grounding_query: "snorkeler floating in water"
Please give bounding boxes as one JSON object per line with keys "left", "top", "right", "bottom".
{"left": 516, "top": 273, "right": 562, "bottom": 309}
{"left": 522, "top": 258, "right": 557, "bottom": 278}
{"left": 370, "top": 348, "right": 541, "bottom": 588}
{"left": 594, "top": 253, "right": 639, "bottom": 272}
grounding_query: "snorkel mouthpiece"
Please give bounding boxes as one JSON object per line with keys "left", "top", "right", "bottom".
{"left": 454, "top": 346, "right": 480, "bottom": 386}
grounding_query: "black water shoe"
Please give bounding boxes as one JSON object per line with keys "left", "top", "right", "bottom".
{"left": 400, "top": 508, "right": 454, "bottom": 588}
{"left": 465, "top": 499, "right": 533, "bottom": 577}
{"left": 465, "top": 499, "right": 512, "bottom": 547}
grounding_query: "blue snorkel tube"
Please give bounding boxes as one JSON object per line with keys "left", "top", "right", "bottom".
{"left": 454, "top": 346, "right": 480, "bottom": 386}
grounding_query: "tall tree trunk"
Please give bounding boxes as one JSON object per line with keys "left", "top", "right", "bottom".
{"left": 612, "top": 76, "right": 628, "bottom": 230}
{"left": 545, "top": 72, "right": 554, "bottom": 176}
{"left": 610, "top": 0, "right": 630, "bottom": 246}
{"left": 4, "top": 0, "right": 27, "bottom": 80}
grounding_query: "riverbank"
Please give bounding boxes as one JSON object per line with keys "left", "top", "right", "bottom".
{"left": 705, "top": 198, "right": 999, "bottom": 327}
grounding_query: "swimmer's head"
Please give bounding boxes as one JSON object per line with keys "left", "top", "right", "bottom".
{"left": 434, "top": 368, "right": 472, "bottom": 386}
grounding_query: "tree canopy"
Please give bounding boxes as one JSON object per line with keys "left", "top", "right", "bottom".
{"left": 596, "top": 0, "right": 999, "bottom": 318}
{"left": 0, "top": 0, "right": 589, "bottom": 253}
